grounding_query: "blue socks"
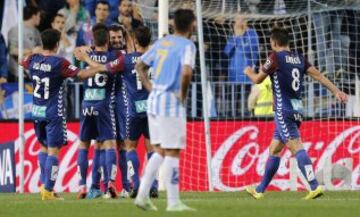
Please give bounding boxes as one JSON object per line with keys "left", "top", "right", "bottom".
{"left": 77, "top": 149, "right": 88, "bottom": 186}
{"left": 119, "top": 149, "right": 130, "bottom": 191}
{"left": 100, "top": 150, "right": 109, "bottom": 191}
{"left": 256, "top": 155, "right": 280, "bottom": 193}
{"left": 44, "top": 155, "right": 59, "bottom": 191}
{"left": 91, "top": 149, "right": 101, "bottom": 189}
{"left": 126, "top": 150, "right": 140, "bottom": 190}
{"left": 38, "top": 151, "right": 48, "bottom": 185}
{"left": 296, "top": 149, "right": 319, "bottom": 190}
{"left": 147, "top": 152, "right": 158, "bottom": 190}
{"left": 105, "top": 149, "right": 117, "bottom": 182}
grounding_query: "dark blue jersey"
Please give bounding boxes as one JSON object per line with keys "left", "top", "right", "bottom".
{"left": 121, "top": 52, "right": 150, "bottom": 118}
{"left": 262, "top": 51, "right": 311, "bottom": 114}
{"left": 22, "top": 54, "right": 79, "bottom": 120}
{"left": 82, "top": 49, "right": 124, "bottom": 108}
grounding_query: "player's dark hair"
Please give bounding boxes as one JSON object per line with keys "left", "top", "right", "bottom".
{"left": 92, "top": 23, "right": 109, "bottom": 47}
{"left": 41, "top": 29, "right": 61, "bottom": 50}
{"left": 24, "top": 6, "right": 40, "bottom": 21}
{"left": 270, "top": 27, "right": 290, "bottom": 47}
{"left": 96, "top": 0, "right": 110, "bottom": 9}
{"left": 174, "top": 9, "right": 196, "bottom": 33}
{"left": 134, "top": 25, "right": 152, "bottom": 48}
{"left": 52, "top": 13, "right": 64, "bottom": 23}
{"left": 109, "top": 24, "right": 127, "bottom": 38}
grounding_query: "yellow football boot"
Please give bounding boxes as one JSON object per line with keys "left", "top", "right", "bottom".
{"left": 246, "top": 186, "right": 264, "bottom": 200}
{"left": 303, "top": 185, "right": 324, "bottom": 200}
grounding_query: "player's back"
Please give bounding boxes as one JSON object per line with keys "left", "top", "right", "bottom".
{"left": 82, "top": 49, "right": 118, "bottom": 107}
{"left": 26, "top": 54, "right": 72, "bottom": 119}
{"left": 122, "top": 52, "right": 149, "bottom": 117}
{"left": 143, "top": 35, "right": 196, "bottom": 117}
{"left": 268, "top": 50, "right": 310, "bottom": 114}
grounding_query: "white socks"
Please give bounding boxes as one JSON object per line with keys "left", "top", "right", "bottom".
{"left": 163, "top": 156, "right": 180, "bottom": 207}
{"left": 138, "top": 152, "right": 164, "bottom": 198}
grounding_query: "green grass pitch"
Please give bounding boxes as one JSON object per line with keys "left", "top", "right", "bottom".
{"left": 1, "top": 191, "right": 359, "bottom": 217}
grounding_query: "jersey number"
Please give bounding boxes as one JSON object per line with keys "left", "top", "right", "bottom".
{"left": 155, "top": 49, "right": 168, "bottom": 78}
{"left": 87, "top": 74, "right": 107, "bottom": 87}
{"left": 33, "top": 76, "right": 49, "bottom": 99}
{"left": 132, "top": 69, "right": 152, "bottom": 90}
{"left": 291, "top": 68, "right": 300, "bottom": 91}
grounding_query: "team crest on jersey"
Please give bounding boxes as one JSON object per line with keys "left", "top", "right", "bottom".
{"left": 110, "top": 59, "right": 119, "bottom": 68}
{"left": 68, "top": 65, "right": 78, "bottom": 71}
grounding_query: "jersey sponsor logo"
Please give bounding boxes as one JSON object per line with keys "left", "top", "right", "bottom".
{"left": 32, "top": 105, "right": 47, "bottom": 118}
{"left": 32, "top": 63, "right": 52, "bottom": 72}
{"left": 82, "top": 106, "right": 99, "bottom": 116}
{"left": 290, "top": 99, "right": 304, "bottom": 112}
{"left": 84, "top": 88, "right": 106, "bottom": 101}
{"left": 135, "top": 100, "right": 147, "bottom": 113}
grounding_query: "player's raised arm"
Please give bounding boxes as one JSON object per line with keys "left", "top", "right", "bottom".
{"left": 306, "top": 66, "right": 348, "bottom": 103}
{"left": 135, "top": 60, "right": 152, "bottom": 92}
{"left": 60, "top": 58, "right": 104, "bottom": 80}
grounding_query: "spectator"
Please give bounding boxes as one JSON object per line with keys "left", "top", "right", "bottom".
{"left": 0, "top": 34, "right": 7, "bottom": 84}
{"left": 58, "top": 0, "right": 90, "bottom": 37}
{"left": 224, "top": 14, "right": 259, "bottom": 117}
{"left": 51, "top": 13, "right": 75, "bottom": 63}
{"left": 247, "top": 76, "right": 273, "bottom": 117}
{"left": 75, "top": 0, "right": 111, "bottom": 46}
{"left": 224, "top": 14, "right": 259, "bottom": 83}
{"left": 116, "top": 0, "right": 143, "bottom": 52}
{"left": 84, "top": 0, "right": 119, "bottom": 23}
{"left": 8, "top": 6, "right": 42, "bottom": 81}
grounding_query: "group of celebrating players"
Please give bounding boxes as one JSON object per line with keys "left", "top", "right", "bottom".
{"left": 21, "top": 5, "right": 348, "bottom": 212}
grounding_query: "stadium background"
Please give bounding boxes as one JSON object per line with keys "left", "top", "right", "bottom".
{"left": 0, "top": 0, "right": 359, "bottom": 194}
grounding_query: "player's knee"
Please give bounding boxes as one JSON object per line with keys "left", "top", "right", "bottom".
{"left": 269, "top": 146, "right": 281, "bottom": 156}
{"left": 287, "top": 139, "right": 303, "bottom": 155}
{"left": 79, "top": 140, "right": 90, "bottom": 149}
{"left": 164, "top": 149, "right": 181, "bottom": 158}
{"left": 125, "top": 140, "right": 137, "bottom": 151}
{"left": 47, "top": 147, "right": 59, "bottom": 156}
{"left": 40, "top": 145, "right": 47, "bottom": 153}
{"left": 153, "top": 145, "right": 164, "bottom": 156}
{"left": 103, "top": 139, "right": 116, "bottom": 149}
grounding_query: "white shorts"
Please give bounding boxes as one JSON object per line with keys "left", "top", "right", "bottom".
{"left": 148, "top": 114, "right": 186, "bottom": 149}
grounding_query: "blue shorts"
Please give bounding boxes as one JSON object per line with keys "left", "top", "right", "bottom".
{"left": 34, "top": 117, "right": 67, "bottom": 148}
{"left": 124, "top": 116, "right": 150, "bottom": 141}
{"left": 79, "top": 104, "right": 116, "bottom": 142}
{"left": 273, "top": 110, "right": 302, "bottom": 144}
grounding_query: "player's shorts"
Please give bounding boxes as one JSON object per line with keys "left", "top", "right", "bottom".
{"left": 148, "top": 114, "right": 186, "bottom": 149}
{"left": 79, "top": 104, "right": 116, "bottom": 142}
{"left": 124, "top": 116, "right": 150, "bottom": 141}
{"left": 33, "top": 117, "right": 67, "bottom": 148}
{"left": 273, "top": 110, "right": 302, "bottom": 144}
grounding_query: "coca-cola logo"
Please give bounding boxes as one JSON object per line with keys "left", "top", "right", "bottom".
{"left": 14, "top": 128, "right": 81, "bottom": 193}
{"left": 211, "top": 124, "right": 360, "bottom": 191}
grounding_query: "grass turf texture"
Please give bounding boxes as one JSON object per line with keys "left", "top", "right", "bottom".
{"left": 0, "top": 191, "right": 359, "bottom": 217}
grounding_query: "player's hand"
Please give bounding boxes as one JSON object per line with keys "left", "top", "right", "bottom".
{"left": 74, "top": 48, "right": 89, "bottom": 61}
{"left": 335, "top": 91, "right": 348, "bottom": 104}
{"left": 244, "top": 66, "right": 254, "bottom": 76}
{"left": 0, "top": 77, "right": 7, "bottom": 84}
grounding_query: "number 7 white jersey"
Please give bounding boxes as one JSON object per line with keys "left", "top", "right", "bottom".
{"left": 140, "top": 35, "right": 196, "bottom": 117}
{"left": 261, "top": 51, "right": 311, "bottom": 114}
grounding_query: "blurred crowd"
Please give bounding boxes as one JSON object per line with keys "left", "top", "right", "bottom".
{"left": 0, "top": 0, "right": 359, "bottom": 119}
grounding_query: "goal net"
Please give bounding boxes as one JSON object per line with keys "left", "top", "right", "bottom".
{"left": 138, "top": 0, "right": 360, "bottom": 192}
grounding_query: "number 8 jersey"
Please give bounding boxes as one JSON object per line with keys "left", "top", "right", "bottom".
{"left": 22, "top": 54, "right": 80, "bottom": 120}
{"left": 262, "top": 51, "right": 311, "bottom": 115}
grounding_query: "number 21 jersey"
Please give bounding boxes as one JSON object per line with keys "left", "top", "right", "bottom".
{"left": 22, "top": 54, "right": 80, "bottom": 120}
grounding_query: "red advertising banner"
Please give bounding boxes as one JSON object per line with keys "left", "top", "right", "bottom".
{"left": 0, "top": 121, "right": 359, "bottom": 192}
